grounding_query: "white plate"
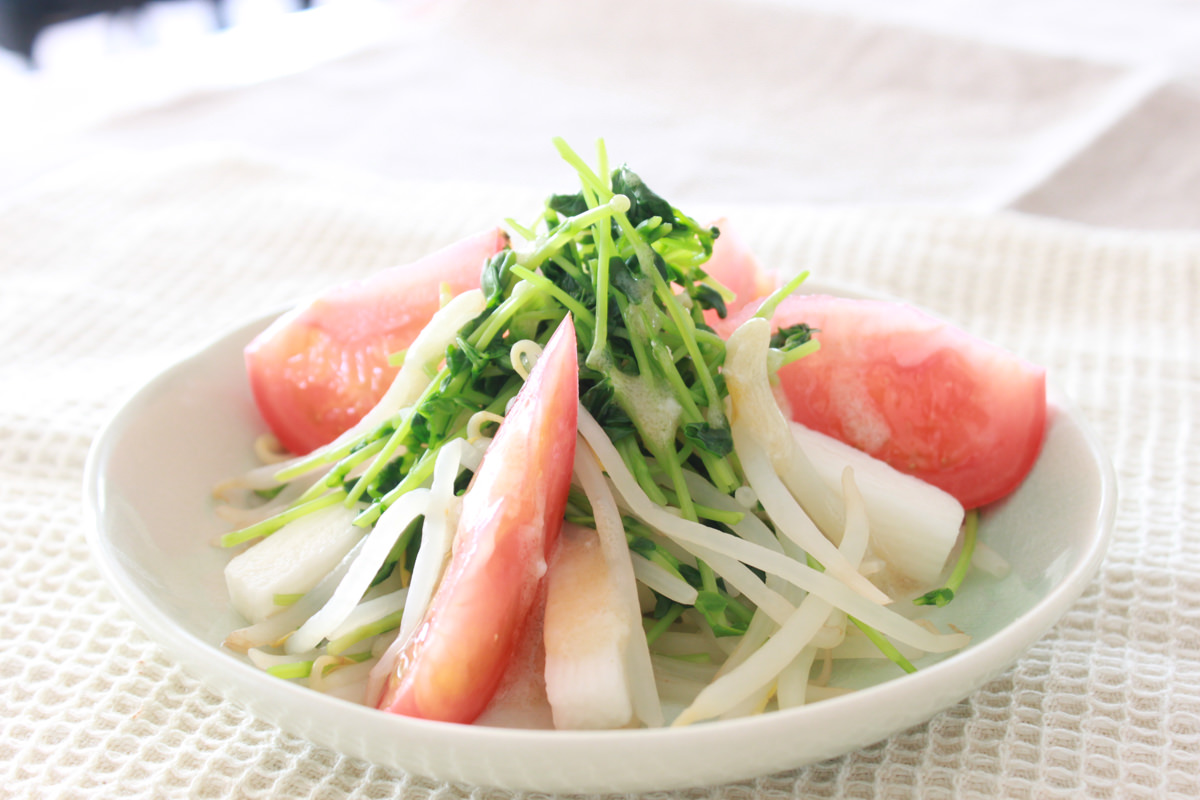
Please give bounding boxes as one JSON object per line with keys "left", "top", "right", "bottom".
{"left": 83, "top": 284, "right": 1116, "bottom": 793}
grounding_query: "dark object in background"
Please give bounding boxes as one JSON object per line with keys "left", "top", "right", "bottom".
{"left": 0, "top": 0, "right": 310, "bottom": 67}
{"left": 0, "top": 0, "right": 224, "bottom": 66}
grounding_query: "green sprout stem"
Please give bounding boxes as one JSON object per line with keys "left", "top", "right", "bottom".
{"left": 520, "top": 195, "right": 630, "bottom": 272}
{"left": 508, "top": 263, "right": 597, "bottom": 330}
{"left": 265, "top": 650, "right": 372, "bottom": 680}
{"left": 221, "top": 489, "right": 348, "bottom": 547}
{"left": 848, "top": 616, "right": 918, "bottom": 674}
{"left": 326, "top": 609, "right": 406, "bottom": 655}
{"left": 913, "top": 509, "right": 979, "bottom": 607}
{"left": 644, "top": 602, "right": 686, "bottom": 645}
{"left": 754, "top": 270, "right": 810, "bottom": 322}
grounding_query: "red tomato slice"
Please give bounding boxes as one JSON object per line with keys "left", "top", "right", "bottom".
{"left": 244, "top": 228, "right": 507, "bottom": 455}
{"left": 768, "top": 294, "right": 1047, "bottom": 509}
{"left": 701, "top": 218, "right": 777, "bottom": 331}
{"left": 376, "top": 318, "right": 579, "bottom": 724}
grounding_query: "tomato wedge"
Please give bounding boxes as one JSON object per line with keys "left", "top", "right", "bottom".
{"left": 701, "top": 218, "right": 777, "bottom": 330}
{"left": 767, "top": 294, "right": 1047, "bottom": 509}
{"left": 376, "top": 318, "right": 579, "bottom": 724}
{"left": 244, "top": 228, "right": 507, "bottom": 455}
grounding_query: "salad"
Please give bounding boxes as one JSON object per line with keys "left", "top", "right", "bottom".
{"left": 212, "top": 139, "right": 1047, "bottom": 729}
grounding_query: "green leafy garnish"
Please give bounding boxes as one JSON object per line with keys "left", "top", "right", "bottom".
{"left": 225, "top": 137, "right": 903, "bottom": 662}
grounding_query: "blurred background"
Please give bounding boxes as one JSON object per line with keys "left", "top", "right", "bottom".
{"left": 2, "top": 0, "right": 1199, "bottom": 228}
{"left": 0, "top": 0, "right": 413, "bottom": 188}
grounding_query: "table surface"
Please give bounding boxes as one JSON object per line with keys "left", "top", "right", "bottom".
{"left": 2, "top": 0, "right": 1199, "bottom": 797}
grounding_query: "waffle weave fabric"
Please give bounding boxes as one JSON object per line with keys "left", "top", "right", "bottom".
{"left": 0, "top": 147, "right": 1197, "bottom": 799}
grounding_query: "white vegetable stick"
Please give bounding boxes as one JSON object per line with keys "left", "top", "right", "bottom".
{"left": 467, "top": 412, "right": 504, "bottom": 443}
{"left": 575, "top": 442, "right": 663, "bottom": 728}
{"left": 652, "top": 470, "right": 793, "bottom": 605}
{"left": 371, "top": 630, "right": 399, "bottom": 657}
{"left": 224, "top": 504, "right": 363, "bottom": 624}
{"left": 790, "top": 422, "right": 963, "bottom": 593}
{"left": 837, "top": 468, "right": 871, "bottom": 566}
{"left": 249, "top": 643, "right": 374, "bottom": 673}
{"left": 459, "top": 438, "right": 487, "bottom": 472}
{"left": 321, "top": 659, "right": 377, "bottom": 692}
{"left": 286, "top": 489, "right": 430, "bottom": 655}
{"left": 359, "top": 565, "right": 407, "bottom": 602}
{"left": 543, "top": 524, "right": 635, "bottom": 730}
{"left": 509, "top": 339, "right": 543, "bottom": 379}
{"left": 816, "top": 471, "right": 866, "bottom": 654}
{"left": 578, "top": 408, "right": 969, "bottom": 655}
{"left": 636, "top": 526, "right": 697, "bottom": 570}
{"left": 224, "top": 538, "right": 364, "bottom": 652}
{"left": 777, "top": 525, "right": 844, "bottom": 657}
{"left": 734, "top": 423, "right": 891, "bottom": 606}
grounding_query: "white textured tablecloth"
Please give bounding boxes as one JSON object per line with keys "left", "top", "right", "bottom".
{"left": 1, "top": 144, "right": 1197, "bottom": 799}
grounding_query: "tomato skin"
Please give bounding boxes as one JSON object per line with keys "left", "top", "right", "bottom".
{"left": 377, "top": 318, "right": 578, "bottom": 724}
{"left": 768, "top": 294, "right": 1047, "bottom": 509}
{"left": 244, "top": 228, "right": 507, "bottom": 455}
{"left": 701, "top": 219, "right": 777, "bottom": 330}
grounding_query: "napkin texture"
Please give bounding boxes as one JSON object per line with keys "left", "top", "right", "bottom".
{"left": 1, "top": 147, "right": 1198, "bottom": 799}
